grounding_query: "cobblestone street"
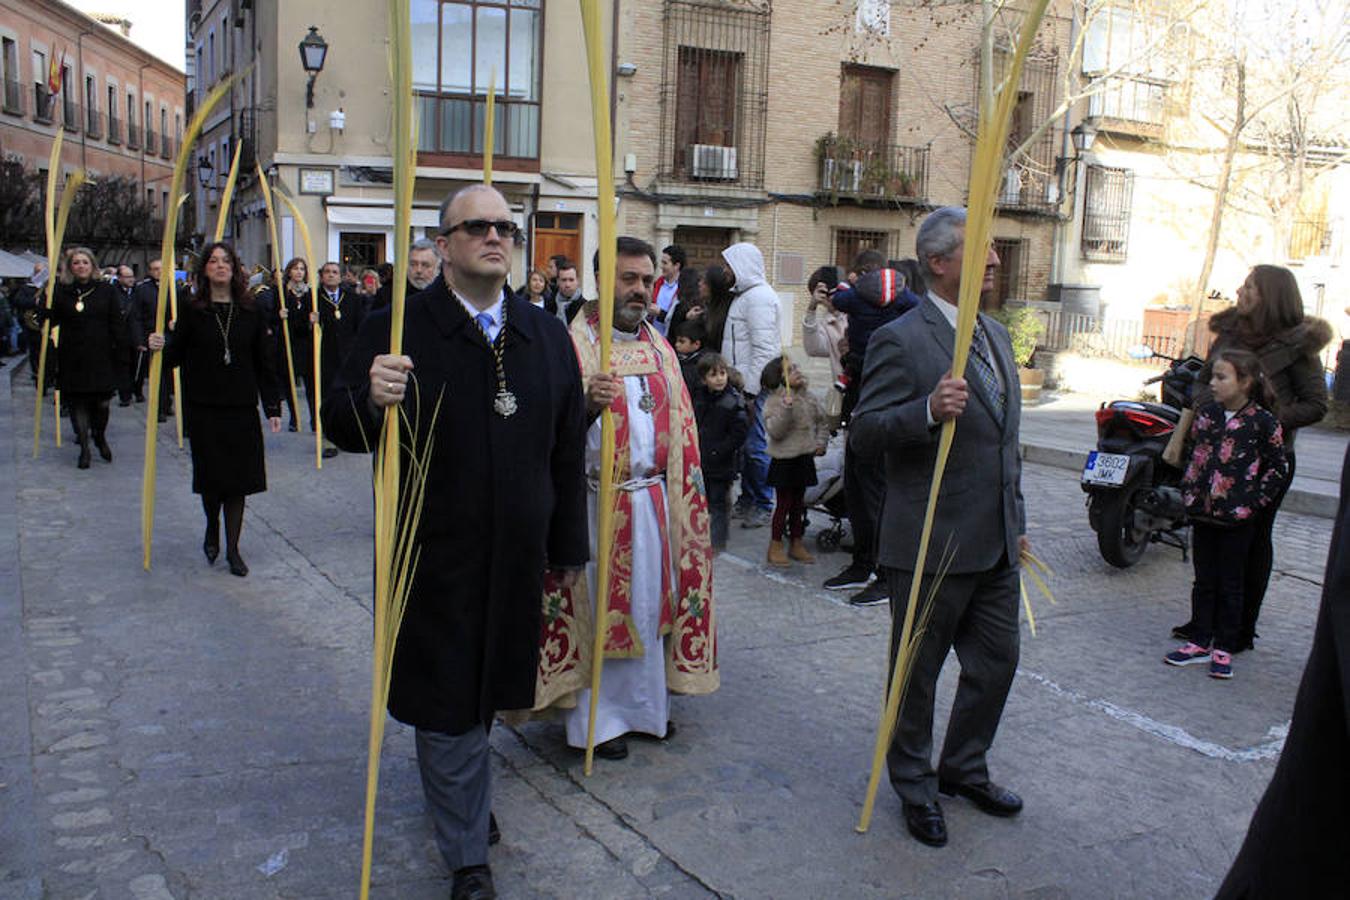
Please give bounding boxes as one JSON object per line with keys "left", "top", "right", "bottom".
{"left": 0, "top": 374, "right": 1332, "bottom": 898}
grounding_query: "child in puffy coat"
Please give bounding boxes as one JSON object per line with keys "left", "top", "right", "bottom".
{"left": 761, "top": 357, "right": 828, "bottom": 568}
{"left": 1165, "top": 349, "right": 1289, "bottom": 680}
{"left": 693, "top": 353, "right": 748, "bottom": 552}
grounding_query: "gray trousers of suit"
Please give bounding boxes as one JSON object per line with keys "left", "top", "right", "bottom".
{"left": 885, "top": 561, "right": 1020, "bottom": 805}
{"left": 415, "top": 726, "right": 492, "bottom": 872}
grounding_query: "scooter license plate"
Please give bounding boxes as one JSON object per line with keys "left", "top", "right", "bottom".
{"left": 1082, "top": 451, "right": 1130, "bottom": 486}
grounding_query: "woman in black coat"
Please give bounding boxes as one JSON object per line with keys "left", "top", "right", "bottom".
{"left": 148, "top": 242, "right": 282, "bottom": 577}
{"left": 276, "top": 257, "right": 315, "bottom": 432}
{"left": 43, "top": 247, "right": 124, "bottom": 469}
{"left": 1177, "top": 265, "right": 1333, "bottom": 650}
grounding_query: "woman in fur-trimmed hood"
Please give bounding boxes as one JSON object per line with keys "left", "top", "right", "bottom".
{"left": 1178, "top": 264, "right": 1334, "bottom": 653}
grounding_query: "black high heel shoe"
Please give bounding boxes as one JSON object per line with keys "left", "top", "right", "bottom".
{"left": 226, "top": 550, "right": 248, "bottom": 577}
{"left": 204, "top": 524, "right": 220, "bottom": 564}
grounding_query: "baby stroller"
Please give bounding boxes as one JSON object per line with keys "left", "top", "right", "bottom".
{"left": 805, "top": 430, "right": 849, "bottom": 552}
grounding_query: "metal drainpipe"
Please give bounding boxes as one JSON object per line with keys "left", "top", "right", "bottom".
{"left": 138, "top": 61, "right": 152, "bottom": 243}
{"left": 1049, "top": 4, "right": 1080, "bottom": 288}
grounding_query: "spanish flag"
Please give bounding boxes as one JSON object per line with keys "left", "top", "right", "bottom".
{"left": 47, "top": 48, "right": 64, "bottom": 96}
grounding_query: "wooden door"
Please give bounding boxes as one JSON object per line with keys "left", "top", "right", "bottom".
{"left": 674, "top": 226, "right": 735, "bottom": 271}
{"left": 532, "top": 212, "right": 582, "bottom": 270}
{"left": 839, "top": 65, "right": 893, "bottom": 146}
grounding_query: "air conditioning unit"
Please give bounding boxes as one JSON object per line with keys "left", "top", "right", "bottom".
{"left": 690, "top": 144, "right": 738, "bottom": 180}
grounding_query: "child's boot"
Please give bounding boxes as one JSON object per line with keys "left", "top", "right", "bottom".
{"left": 767, "top": 537, "right": 791, "bottom": 567}
{"left": 788, "top": 537, "right": 816, "bottom": 564}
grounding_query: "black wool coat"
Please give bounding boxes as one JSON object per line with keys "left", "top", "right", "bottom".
{"left": 46, "top": 279, "right": 124, "bottom": 394}
{"left": 316, "top": 286, "right": 365, "bottom": 394}
{"left": 693, "top": 384, "right": 749, "bottom": 481}
{"left": 322, "top": 275, "right": 589, "bottom": 735}
{"left": 1216, "top": 444, "right": 1350, "bottom": 896}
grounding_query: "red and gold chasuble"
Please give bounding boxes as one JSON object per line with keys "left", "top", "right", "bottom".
{"left": 531, "top": 306, "right": 718, "bottom": 711}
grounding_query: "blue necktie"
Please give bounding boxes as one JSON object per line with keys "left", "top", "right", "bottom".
{"left": 970, "top": 323, "right": 1006, "bottom": 422}
{"left": 475, "top": 312, "right": 494, "bottom": 342}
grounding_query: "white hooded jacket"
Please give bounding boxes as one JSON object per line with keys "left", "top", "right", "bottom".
{"left": 720, "top": 242, "right": 781, "bottom": 396}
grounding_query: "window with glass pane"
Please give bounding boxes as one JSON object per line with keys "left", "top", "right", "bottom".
{"left": 412, "top": 0, "right": 542, "bottom": 159}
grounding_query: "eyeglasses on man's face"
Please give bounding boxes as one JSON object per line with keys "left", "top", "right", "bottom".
{"left": 440, "top": 219, "right": 520, "bottom": 240}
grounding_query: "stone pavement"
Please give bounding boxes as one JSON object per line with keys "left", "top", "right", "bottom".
{"left": 0, "top": 370, "right": 1335, "bottom": 899}
{"left": 1019, "top": 392, "right": 1348, "bottom": 518}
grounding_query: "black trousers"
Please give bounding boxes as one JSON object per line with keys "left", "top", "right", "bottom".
{"left": 1240, "top": 453, "right": 1296, "bottom": 642}
{"left": 884, "top": 559, "right": 1020, "bottom": 804}
{"left": 1190, "top": 520, "right": 1258, "bottom": 653}
{"left": 706, "top": 477, "right": 732, "bottom": 550}
{"left": 844, "top": 441, "right": 885, "bottom": 573}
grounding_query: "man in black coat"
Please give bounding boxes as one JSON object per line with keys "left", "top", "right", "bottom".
{"left": 323, "top": 184, "right": 588, "bottom": 899}
{"left": 130, "top": 260, "right": 166, "bottom": 409}
{"left": 315, "top": 261, "right": 364, "bottom": 458}
{"left": 114, "top": 266, "right": 138, "bottom": 405}
{"left": 1216, "top": 444, "right": 1350, "bottom": 897}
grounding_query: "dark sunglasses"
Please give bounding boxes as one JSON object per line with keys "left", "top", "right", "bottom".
{"left": 441, "top": 219, "right": 520, "bottom": 239}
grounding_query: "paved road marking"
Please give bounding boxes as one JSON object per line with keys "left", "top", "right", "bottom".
{"left": 1019, "top": 669, "right": 1289, "bottom": 762}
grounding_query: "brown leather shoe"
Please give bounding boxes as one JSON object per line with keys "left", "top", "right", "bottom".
{"left": 788, "top": 538, "right": 816, "bottom": 563}
{"left": 767, "top": 539, "right": 791, "bottom": 567}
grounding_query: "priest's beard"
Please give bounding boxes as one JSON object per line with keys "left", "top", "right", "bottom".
{"left": 613, "top": 303, "right": 646, "bottom": 332}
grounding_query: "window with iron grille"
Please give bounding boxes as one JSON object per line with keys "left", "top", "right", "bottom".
{"left": 411, "top": 0, "right": 542, "bottom": 163}
{"left": 833, "top": 228, "right": 897, "bottom": 270}
{"left": 659, "top": 0, "right": 770, "bottom": 188}
{"left": 1081, "top": 165, "right": 1133, "bottom": 262}
{"left": 1289, "top": 218, "right": 1332, "bottom": 261}
{"left": 991, "top": 238, "right": 1028, "bottom": 306}
{"left": 987, "top": 47, "right": 1059, "bottom": 216}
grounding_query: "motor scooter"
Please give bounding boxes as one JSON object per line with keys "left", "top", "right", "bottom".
{"left": 1082, "top": 346, "right": 1205, "bottom": 567}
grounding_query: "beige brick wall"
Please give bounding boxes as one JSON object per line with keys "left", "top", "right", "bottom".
{"left": 614, "top": 0, "right": 1076, "bottom": 343}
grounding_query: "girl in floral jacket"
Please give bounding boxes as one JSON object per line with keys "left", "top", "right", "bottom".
{"left": 1166, "top": 349, "right": 1288, "bottom": 679}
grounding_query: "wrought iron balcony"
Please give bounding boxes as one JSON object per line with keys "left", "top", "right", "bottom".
{"left": 1087, "top": 75, "right": 1167, "bottom": 136}
{"left": 62, "top": 100, "right": 79, "bottom": 132}
{"left": 107, "top": 115, "right": 121, "bottom": 144}
{"left": 33, "top": 85, "right": 52, "bottom": 123}
{"left": 995, "top": 160, "right": 1058, "bottom": 216}
{"left": 160, "top": 132, "right": 172, "bottom": 159}
{"left": 85, "top": 108, "right": 103, "bottom": 139}
{"left": 126, "top": 121, "right": 140, "bottom": 149}
{"left": 145, "top": 129, "right": 158, "bottom": 155}
{"left": 815, "top": 136, "right": 929, "bottom": 205}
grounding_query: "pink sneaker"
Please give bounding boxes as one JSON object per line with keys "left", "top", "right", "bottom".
{"left": 1209, "top": 650, "right": 1233, "bottom": 679}
{"left": 1164, "top": 642, "right": 1212, "bottom": 667}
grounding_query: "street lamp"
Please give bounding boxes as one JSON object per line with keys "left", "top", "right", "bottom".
{"left": 197, "top": 154, "right": 215, "bottom": 188}
{"left": 1070, "top": 120, "right": 1098, "bottom": 156}
{"left": 298, "top": 26, "right": 328, "bottom": 109}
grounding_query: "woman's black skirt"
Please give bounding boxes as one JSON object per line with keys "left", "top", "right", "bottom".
{"left": 186, "top": 403, "right": 267, "bottom": 496}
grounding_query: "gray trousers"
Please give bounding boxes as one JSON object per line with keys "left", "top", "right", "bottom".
{"left": 415, "top": 725, "right": 492, "bottom": 872}
{"left": 885, "top": 561, "right": 1020, "bottom": 804}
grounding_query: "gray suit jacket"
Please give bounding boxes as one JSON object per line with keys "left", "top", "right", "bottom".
{"left": 849, "top": 297, "right": 1026, "bottom": 575}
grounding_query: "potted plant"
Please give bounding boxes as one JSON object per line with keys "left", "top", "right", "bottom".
{"left": 989, "top": 306, "right": 1046, "bottom": 400}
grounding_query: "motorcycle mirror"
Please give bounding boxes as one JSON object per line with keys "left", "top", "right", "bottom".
{"left": 1126, "top": 344, "right": 1156, "bottom": 360}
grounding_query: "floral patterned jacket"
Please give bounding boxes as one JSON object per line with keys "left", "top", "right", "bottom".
{"left": 1181, "top": 401, "right": 1289, "bottom": 524}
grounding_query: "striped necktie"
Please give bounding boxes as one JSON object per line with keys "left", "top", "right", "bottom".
{"left": 969, "top": 323, "right": 1006, "bottom": 423}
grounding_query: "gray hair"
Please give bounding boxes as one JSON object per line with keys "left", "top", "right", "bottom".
{"left": 915, "top": 206, "right": 967, "bottom": 278}
{"left": 410, "top": 238, "right": 438, "bottom": 255}
{"left": 437, "top": 184, "right": 507, "bottom": 231}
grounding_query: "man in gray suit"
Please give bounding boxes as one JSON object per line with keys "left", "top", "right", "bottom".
{"left": 850, "top": 206, "right": 1028, "bottom": 848}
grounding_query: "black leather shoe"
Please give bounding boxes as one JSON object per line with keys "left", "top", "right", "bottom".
{"left": 77, "top": 447, "right": 91, "bottom": 469}
{"left": 451, "top": 864, "right": 496, "bottom": 900}
{"left": 288, "top": 421, "right": 299, "bottom": 433}
{"left": 1171, "top": 621, "right": 1198, "bottom": 641}
{"left": 938, "top": 779, "right": 1023, "bottom": 817}
{"left": 593, "top": 736, "right": 628, "bottom": 760}
{"left": 902, "top": 801, "right": 947, "bottom": 847}
{"left": 95, "top": 437, "right": 112, "bottom": 462}
{"left": 488, "top": 812, "right": 500, "bottom": 846}
{"left": 203, "top": 540, "right": 219, "bottom": 565}
{"left": 226, "top": 551, "right": 249, "bottom": 577}
{"left": 322, "top": 446, "right": 339, "bottom": 459}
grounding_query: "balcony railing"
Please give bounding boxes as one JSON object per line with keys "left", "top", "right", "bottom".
{"left": 62, "top": 100, "right": 79, "bottom": 132}
{"left": 1088, "top": 75, "right": 1167, "bottom": 134}
{"left": 145, "top": 129, "right": 157, "bottom": 155}
{"left": 416, "top": 93, "right": 540, "bottom": 161}
{"left": 160, "top": 133, "right": 172, "bottom": 159}
{"left": 85, "top": 108, "right": 103, "bottom": 139}
{"left": 126, "top": 121, "right": 140, "bottom": 149}
{"left": 816, "top": 136, "right": 929, "bottom": 204}
{"left": 107, "top": 115, "right": 121, "bottom": 144}
{"left": 3, "top": 79, "right": 22, "bottom": 115}
{"left": 996, "top": 160, "right": 1058, "bottom": 216}
{"left": 33, "top": 85, "right": 52, "bottom": 123}
{"left": 238, "top": 107, "right": 258, "bottom": 171}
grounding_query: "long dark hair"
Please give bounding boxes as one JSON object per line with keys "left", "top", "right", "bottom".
{"left": 1224, "top": 264, "right": 1304, "bottom": 347}
{"left": 1214, "top": 348, "right": 1273, "bottom": 411}
{"left": 191, "top": 242, "right": 253, "bottom": 311}
{"left": 702, "top": 263, "right": 736, "bottom": 349}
